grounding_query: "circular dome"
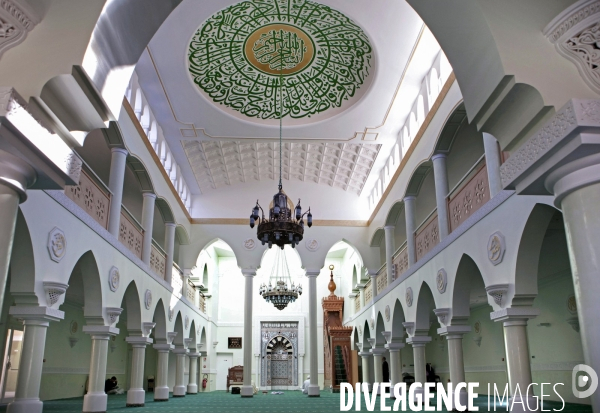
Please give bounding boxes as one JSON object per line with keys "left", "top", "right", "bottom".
{"left": 188, "top": 0, "right": 373, "bottom": 123}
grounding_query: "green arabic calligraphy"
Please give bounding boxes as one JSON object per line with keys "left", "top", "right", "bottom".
{"left": 188, "top": 0, "right": 372, "bottom": 120}
{"left": 253, "top": 29, "right": 306, "bottom": 71}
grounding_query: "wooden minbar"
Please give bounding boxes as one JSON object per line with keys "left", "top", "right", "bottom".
{"left": 322, "top": 265, "right": 353, "bottom": 392}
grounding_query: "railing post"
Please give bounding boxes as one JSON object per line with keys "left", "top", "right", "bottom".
{"left": 432, "top": 153, "right": 450, "bottom": 240}
{"left": 403, "top": 196, "right": 417, "bottom": 266}
{"left": 107, "top": 148, "right": 128, "bottom": 237}
{"left": 164, "top": 222, "right": 176, "bottom": 284}
{"left": 383, "top": 226, "right": 395, "bottom": 285}
{"left": 141, "top": 193, "right": 156, "bottom": 265}
{"left": 483, "top": 133, "right": 503, "bottom": 198}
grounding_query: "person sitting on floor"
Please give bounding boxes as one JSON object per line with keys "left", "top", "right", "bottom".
{"left": 104, "top": 376, "right": 123, "bottom": 395}
{"left": 302, "top": 375, "right": 310, "bottom": 394}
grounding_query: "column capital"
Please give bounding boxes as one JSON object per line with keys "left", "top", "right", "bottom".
{"left": 142, "top": 192, "right": 156, "bottom": 200}
{"left": 370, "top": 348, "right": 386, "bottom": 356}
{"left": 126, "top": 336, "right": 153, "bottom": 347}
{"left": 110, "top": 147, "right": 129, "bottom": 156}
{"left": 82, "top": 325, "right": 119, "bottom": 339}
{"left": 367, "top": 269, "right": 379, "bottom": 277}
{"left": 165, "top": 222, "right": 177, "bottom": 228}
{"left": 384, "top": 225, "right": 395, "bottom": 231}
{"left": 431, "top": 153, "right": 447, "bottom": 161}
{"left": 188, "top": 352, "right": 200, "bottom": 359}
{"left": 153, "top": 343, "right": 174, "bottom": 352}
{"left": 490, "top": 306, "right": 539, "bottom": 324}
{"left": 358, "top": 351, "right": 372, "bottom": 358}
{"left": 305, "top": 268, "right": 320, "bottom": 277}
{"left": 9, "top": 306, "right": 64, "bottom": 324}
{"left": 403, "top": 195, "right": 416, "bottom": 202}
{"left": 406, "top": 336, "right": 432, "bottom": 347}
{"left": 241, "top": 267, "right": 257, "bottom": 277}
{"left": 437, "top": 325, "right": 471, "bottom": 337}
{"left": 173, "top": 347, "right": 189, "bottom": 355}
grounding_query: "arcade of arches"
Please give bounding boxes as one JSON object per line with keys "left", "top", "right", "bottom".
{"left": 0, "top": 1, "right": 599, "bottom": 412}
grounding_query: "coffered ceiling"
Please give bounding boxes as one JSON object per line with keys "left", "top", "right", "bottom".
{"left": 134, "top": 0, "right": 442, "bottom": 219}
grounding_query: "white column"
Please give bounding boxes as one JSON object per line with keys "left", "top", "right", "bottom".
{"left": 438, "top": 326, "right": 470, "bottom": 409}
{"left": 298, "top": 353, "right": 304, "bottom": 389}
{"left": 6, "top": 307, "right": 63, "bottom": 413}
{"left": 306, "top": 268, "right": 320, "bottom": 397}
{"left": 125, "top": 337, "right": 152, "bottom": 407}
{"left": 107, "top": 147, "right": 128, "bottom": 237}
{"left": 368, "top": 269, "right": 378, "bottom": 299}
{"left": 0, "top": 152, "right": 34, "bottom": 314}
{"left": 483, "top": 133, "right": 503, "bottom": 198}
{"left": 187, "top": 352, "right": 200, "bottom": 394}
{"left": 141, "top": 192, "right": 156, "bottom": 265}
{"left": 153, "top": 332, "right": 176, "bottom": 401}
{"left": 254, "top": 353, "right": 261, "bottom": 389}
{"left": 406, "top": 336, "right": 431, "bottom": 403}
{"left": 403, "top": 196, "right": 417, "bottom": 266}
{"left": 82, "top": 326, "right": 119, "bottom": 413}
{"left": 241, "top": 268, "right": 256, "bottom": 397}
{"left": 432, "top": 153, "right": 450, "bottom": 239}
{"left": 492, "top": 310, "right": 539, "bottom": 411}
{"left": 173, "top": 347, "right": 188, "bottom": 397}
{"left": 358, "top": 348, "right": 372, "bottom": 391}
{"left": 382, "top": 332, "right": 404, "bottom": 395}
{"left": 164, "top": 222, "right": 176, "bottom": 285}
{"left": 383, "top": 225, "right": 395, "bottom": 285}
{"left": 370, "top": 341, "right": 385, "bottom": 394}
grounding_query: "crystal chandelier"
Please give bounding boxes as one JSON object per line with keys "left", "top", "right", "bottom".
{"left": 259, "top": 248, "right": 302, "bottom": 310}
{"left": 249, "top": 58, "right": 312, "bottom": 249}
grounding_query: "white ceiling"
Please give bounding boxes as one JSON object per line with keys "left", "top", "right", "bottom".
{"left": 135, "top": 0, "right": 441, "bottom": 220}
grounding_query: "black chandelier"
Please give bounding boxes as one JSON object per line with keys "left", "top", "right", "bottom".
{"left": 249, "top": 60, "right": 312, "bottom": 249}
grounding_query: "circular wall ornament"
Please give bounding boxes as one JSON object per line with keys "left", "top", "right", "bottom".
{"left": 144, "top": 289, "right": 152, "bottom": 310}
{"left": 242, "top": 238, "right": 256, "bottom": 251}
{"left": 70, "top": 320, "right": 78, "bottom": 335}
{"left": 305, "top": 239, "right": 319, "bottom": 252}
{"left": 567, "top": 294, "right": 577, "bottom": 315}
{"left": 487, "top": 231, "right": 506, "bottom": 266}
{"left": 188, "top": 0, "right": 373, "bottom": 123}
{"left": 47, "top": 227, "right": 67, "bottom": 262}
{"left": 405, "top": 287, "right": 413, "bottom": 307}
{"left": 436, "top": 269, "right": 447, "bottom": 294}
{"left": 185, "top": 315, "right": 190, "bottom": 330}
{"left": 108, "top": 266, "right": 120, "bottom": 292}
{"left": 474, "top": 321, "right": 481, "bottom": 335}
{"left": 385, "top": 305, "right": 390, "bottom": 322}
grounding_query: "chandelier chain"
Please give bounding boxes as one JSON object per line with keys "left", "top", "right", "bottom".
{"left": 279, "top": 57, "right": 283, "bottom": 190}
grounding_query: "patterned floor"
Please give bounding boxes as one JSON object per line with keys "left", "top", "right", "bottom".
{"left": 0, "top": 391, "right": 592, "bottom": 412}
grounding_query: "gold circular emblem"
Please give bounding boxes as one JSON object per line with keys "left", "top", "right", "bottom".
{"left": 244, "top": 24, "right": 315, "bottom": 75}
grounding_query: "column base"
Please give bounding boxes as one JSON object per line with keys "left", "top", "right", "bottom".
{"left": 508, "top": 396, "right": 540, "bottom": 412}
{"left": 6, "top": 398, "right": 43, "bottom": 413}
{"left": 240, "top": 385, "right": 254, "bottom": 397}
{"left": 308, "top": 385, "right": 320, "bottom": 397}
{"left": 82, "top": 392, "right": 107, "bottom": 413}
{"left": 126, "top": 388, "right": 145, "bottom": 407}
{"left": 187, "top": 384, "right": 198, "bottom": 394}
{"left": 154, "top": 386, "right": 169, "bottom": 401}
{"left": 173, "top": 385, "right": 186, "bottom": 397}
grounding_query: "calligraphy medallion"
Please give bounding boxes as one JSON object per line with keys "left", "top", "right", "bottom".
{"left": 188, "top": 0, "right": 373, "bottom": 121}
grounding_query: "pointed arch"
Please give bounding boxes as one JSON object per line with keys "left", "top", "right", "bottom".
{"left": 451, "top": 254, "right": 487, "bottom": 322}
{"left": 64, "top": 251, "right": 104, "bottom": 322}
{"left": 152, "top": 298, "right": 168, "bottom": 342}
{"left": 9, "top": 209, "right": 37, "bottom": 304}
{"left": 385, "top": 201, "right": 404, "bottom": 227}
{"left": 405, "top": 161, "right": 433, "bottom": 197}
{"left": 173, "top": 311, "right": 184, "bottom": 346}
{"left": 120, "top": 281, "right": 142, "bottom": 334}
{"left": 414, "top": 281, "right": 436, "bottom": 332}
{"left": 369, "top": 228, "right": 384, "bottom": 247}
{"left": 189, "top": 319, "right": 197, "bottom": 348}
{"left": 391, "top": 299, "right": 406, "bottom": 339}
{"left": 375, "top": 312, "right": 386, "bottom": 346}
{"left": 362, "top": 319, "right": 371, "bottom": 344}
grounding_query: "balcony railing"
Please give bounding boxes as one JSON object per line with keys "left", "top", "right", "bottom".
{"left": 354, "top": 292, "right": 361, "bottom": 313}
{"left": 65, "top": 165, "right": 111, "bottom": 230}
{"left": 198, "top": 291, "right": 206, "bottom": 313}
{"left": 392, "top": 241, "right": 409, "bottom": 280}
{"left": 448, "top": 155, "right": 489, "bottom": 233}
{"left": 364, "top": 279, "right": 373, "bottom": 303}
{"left": 120, "top": 206, "right": 144, "bottom": 260}
{"left": 376, "top": 265, "right": 388, "bottom": 292}
{"left": 186, "top": 278, "right": 196, "bottom": 302}
{"left": 414, "top": 209, "right": 439, "bottom": 262}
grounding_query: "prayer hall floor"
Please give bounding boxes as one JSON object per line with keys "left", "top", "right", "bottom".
{"left": 0, "top": 391, "right": 592, "bottom": 412}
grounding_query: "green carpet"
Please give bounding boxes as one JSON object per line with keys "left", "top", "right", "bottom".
{"left": 0, "top": 391, "right": 592, "bottom": 412}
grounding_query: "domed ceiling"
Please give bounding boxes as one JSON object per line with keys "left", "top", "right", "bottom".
{"left": 134, "top": 0, "right": 442, "bottom": 219}
{"left": 187, "top": 0, "right": 373, "bottom": 124}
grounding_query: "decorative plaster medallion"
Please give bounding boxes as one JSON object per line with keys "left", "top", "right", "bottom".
{"left": 567, "top": 294, "right": 578, "bottom": 314}
{"left": 70, "top": 320, "right": 78, "bottom": 335}
{"left": 305, "top": 238, "right": 319, "bottom": 252}
{"left": 436, "top": 269, "right": 447, "bottom": 294}
{"left": 405, "top": 287, "right": 413, "bottom": 307}
{"left": 144, "top": 289, "right": 152, "bottom": 310}
{"left": 487, "top": 231, "right": 506, "bottom": 266}
{"left": 242, "top": 238, "right": 256, "bottom": 251}
{"left": 474, "top": 321, "right": 481, "bottom": 335}
{"left": 188, "top": 0, "right": 373, "bottom": 122}
{"left": 185, "top": 315, "right": 190, "bottom": 330}
{"left": 0, "top": 0, "right": 40, "bottom": 59}
{"left": 108, "top": 266, "right": 120, "bottom": 292}
{"left": 384, "top": 305, "right": 390, "bottom": 322}
{"left": 369, "top": 317, "right": 374, "bottom": 330}
{"left": 47, "top": 227, "right": 66, "bottom": 262}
